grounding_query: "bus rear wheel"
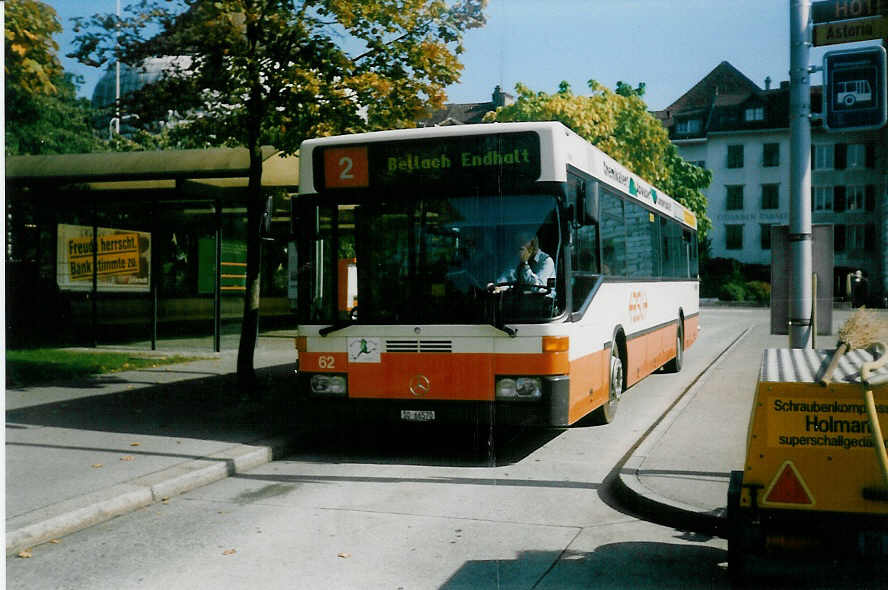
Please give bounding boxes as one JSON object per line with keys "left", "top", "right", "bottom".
{"left": 593, "top": 345, "right": 623, "bottom": 424}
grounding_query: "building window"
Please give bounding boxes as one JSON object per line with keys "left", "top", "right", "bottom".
{"left": 834, "top": 224, "right": 845, "bottom": 252}
{"left": 847, "top": 185, "right": 865, "bottom": 210}
{"left": 761, "top": 184, "right": 779, "bottom": 209}
{"left": 676, "top": 119, "right": 702, "bottom": 134}
{"left": 692, "top": 160, "right": 706, "bottom": 169}
{"left": 813, "top": 145, "right": 834, "bottom": 170}
{"left": 848, "top": 224, "right": 865, "bottom": 250}
{"left": 727, "top": 145, "right": 744, "bottom": 168}
{"left": 726, "top": 185, "right": 744, "bottom": 210}
{"left": 726, "top": 224, "right": 743, "bottom": 250}
{"left": 847, "top": 144, "right": 866, "bottom": 168}
{"left": 763, "top": 143, "right": 779, "bottom": 167}
{"left": 760, "top": 224, "right": 771, "bottom": 250}
{"left": 745, "top": 106, "right": 764, "bottom": 121}
{"left": 813, "top": 186, "right": 833, "bottom": 211}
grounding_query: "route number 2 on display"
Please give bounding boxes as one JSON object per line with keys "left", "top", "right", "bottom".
{"left": 324, "top": 147, "right": 369, "bottom": 188}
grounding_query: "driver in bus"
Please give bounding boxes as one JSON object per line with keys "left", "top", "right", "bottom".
{"left": 489, "top": 233, "right": 555, "bottom": 294}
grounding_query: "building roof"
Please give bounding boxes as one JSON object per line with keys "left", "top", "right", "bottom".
{"left": 656, "top": 61, "right": 804, "bottom": 139}
{"left": 663, "top": 61, "right": 762, "bottom": 115}
{"left": 417, "top": 85, "right": 514, "bottom": 127}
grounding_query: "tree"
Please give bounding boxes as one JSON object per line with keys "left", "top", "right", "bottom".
{"left": 70, "top": 0, "right": 487, "bottom": 391}
{"left": 5, "top": 0, "right": 63, "bottom": 96}
{"left": 485, "top": 80, "right": 712, "bottom": 237}
{"left": 5, "top": 0, "right": 104, "bottom": 155}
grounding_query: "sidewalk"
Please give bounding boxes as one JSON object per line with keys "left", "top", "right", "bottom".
{"left": 5, "top": 334, "right": 302, "bottom": 556}
{"left": 615, "top": 308, "right": 870, "bottom": 534}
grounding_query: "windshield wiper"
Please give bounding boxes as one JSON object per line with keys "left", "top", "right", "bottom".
{"left": 484, "top": 283, "right": 518, "bottom": 337}
{"left": 318, "top": 320, "right": 355, "bottom": 337}
{"left": 491, "top": 322, "right": 517, "bottom": 337}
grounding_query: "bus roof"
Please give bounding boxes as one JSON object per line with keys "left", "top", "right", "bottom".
{"left": 299, "top": 122, "right": 697, "bottom": 231}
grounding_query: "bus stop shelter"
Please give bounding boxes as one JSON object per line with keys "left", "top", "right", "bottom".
{"left": 6, "top": 147, "right": 299, "bottom": 352}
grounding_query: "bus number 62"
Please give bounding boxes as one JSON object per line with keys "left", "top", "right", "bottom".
{"left": 318, "top": 355, "right": 335, "bottom": 369}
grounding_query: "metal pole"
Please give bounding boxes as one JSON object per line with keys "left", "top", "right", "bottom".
{"left": 789, "top": 0, "right": 813, "bottom": 348}
{"left": 91, "top": 203, "right": 98, "bottom": 348}
{"left": 151, "top": 199, "right": 158, "bottom": 351}
{"left": 811, "top": 272, "right": 817, "bottom": 349}
{"left": 214, "top": 199, "right": 222, "bottom": 353}
{"left": 114, "top": 0, "right": 121, "bottom": 136}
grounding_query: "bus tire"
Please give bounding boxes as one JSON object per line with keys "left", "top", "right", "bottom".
{"left": 592, "top": 341, "right": 623, "bottom": 425}
{"left": 664, "top": 320, "right": 683, "bottom": 373}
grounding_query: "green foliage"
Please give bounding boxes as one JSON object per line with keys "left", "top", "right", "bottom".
{"left": 70, "top": 0, "right": 488, "bottom": 153}
{"left": 746, "top": 280, "right": 771, "bottom": 305}
{"left": 5, "top": 0, "right": 105, "bottom": 155}
{"left": 4, "top": 0, "right": 63, "bottom": 96}
{"left": 702, "top": 257, "right": 770, "bottom": 304}
{"left": 718, "top": 280, "right": 749, "bottom": 302}
{"left": 485, "top": 79, "right": 711, "bottom": 238}
{"left": 6, "top": 72, "right": 106, "bottom": 155}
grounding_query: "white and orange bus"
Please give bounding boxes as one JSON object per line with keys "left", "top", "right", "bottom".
{"left": 289, "top": 122, "right": 699, "bottom": 426}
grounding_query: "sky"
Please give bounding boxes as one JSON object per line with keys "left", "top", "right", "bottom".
{"left": 48, "top": 0, "right": 883, "bottom": 112}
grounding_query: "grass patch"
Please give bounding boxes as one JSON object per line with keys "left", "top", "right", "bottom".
{"left": 6, "top": 349, "right": 203, "bottom": 388}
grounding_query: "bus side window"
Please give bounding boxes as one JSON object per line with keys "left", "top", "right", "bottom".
{"left": 569, "top": 175, "right": 599, "bottom": 274}
{"left": 599, "top": 189, "right": 626, "bottom": 276}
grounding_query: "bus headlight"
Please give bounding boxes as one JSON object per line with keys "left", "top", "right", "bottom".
{"left": 309, "top": 374, "right": 347, "bottom": 395}
{"left": 495, "top": 376, "right": 542, "bottom": 401}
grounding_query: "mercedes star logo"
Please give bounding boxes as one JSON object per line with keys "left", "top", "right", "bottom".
{"left": 409, "top": 374, "right": 431, "bottom": 397}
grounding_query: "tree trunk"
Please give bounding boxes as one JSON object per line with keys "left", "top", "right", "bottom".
{"left": 236, "top": 140, "right": 264, "bottom": 395}
{"left": 236, "top": 39, "right": 265, "bottom": 395}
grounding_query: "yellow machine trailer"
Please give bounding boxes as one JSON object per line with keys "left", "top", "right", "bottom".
{"left": 727, "top": 345, "right": 888, "bottom": 573}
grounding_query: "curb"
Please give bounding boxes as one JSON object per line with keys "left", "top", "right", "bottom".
{"left": 612, "top": 327, "right": 752, "bottom": 537}
{"left": 6, "top": 434, "right": 296, "bottom": 556}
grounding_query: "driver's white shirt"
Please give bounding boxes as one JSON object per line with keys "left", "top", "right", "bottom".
{"left": 497, "top": 250, "right": 555, "bottom": 287}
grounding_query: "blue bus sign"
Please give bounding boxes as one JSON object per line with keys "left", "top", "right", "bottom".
{"left": 823, "top": 46, "right": 887, "bottom": 132}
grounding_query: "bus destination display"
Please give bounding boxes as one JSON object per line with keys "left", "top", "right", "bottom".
{"left": 319, "top": 132, "right": 541, "bottom": 191}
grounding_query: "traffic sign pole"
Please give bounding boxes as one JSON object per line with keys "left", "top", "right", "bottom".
{"left": 789, "top": 0, "right": 814, "bottom": 348}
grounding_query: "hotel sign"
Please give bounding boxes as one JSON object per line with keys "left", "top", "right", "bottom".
{"left": 812, "top": 0, "right": 887, "bottom": 24}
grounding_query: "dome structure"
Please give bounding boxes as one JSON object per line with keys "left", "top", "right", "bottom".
{"left": 91, "top": 56, "right": 192, "bottom": 109}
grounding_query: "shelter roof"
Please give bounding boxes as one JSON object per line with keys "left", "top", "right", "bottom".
{"left": 6, "top": 146, "right": 299, "bottom": 192}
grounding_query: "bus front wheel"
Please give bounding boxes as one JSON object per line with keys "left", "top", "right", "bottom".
{"left": 593, "top": 344, "right": 623, "bottom": 424}
{"left": 664, "top": 321, "right": 683, "bottom": 373}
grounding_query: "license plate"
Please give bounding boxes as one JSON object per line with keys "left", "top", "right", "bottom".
{"left": 400, "top": 410, "right": 435, "bottom": 422}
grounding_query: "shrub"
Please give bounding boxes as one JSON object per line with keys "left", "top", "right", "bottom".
{"left": 719, "top": 280, "right": 748, "bottom": 302}
{"left": 746, "top": 281, "right": 771, "bottom": 305}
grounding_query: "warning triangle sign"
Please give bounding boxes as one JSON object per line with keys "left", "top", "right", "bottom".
{"left": 764, "top": 461, "right": 815, "bottom": 506}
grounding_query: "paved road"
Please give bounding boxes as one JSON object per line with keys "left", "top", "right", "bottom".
{"left": 7, "top": 309, "right": 758, "bottom": 589}
{"left": 13, "top": 308, "right": 880, "bottom": 589}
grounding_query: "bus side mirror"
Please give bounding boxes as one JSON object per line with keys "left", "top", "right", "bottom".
{"left": 261, "top": 195, "right": 274, "bottom": 240}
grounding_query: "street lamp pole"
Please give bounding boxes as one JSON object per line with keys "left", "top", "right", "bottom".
{"left": 789, "top": 0, "right": 814, "bottom": 348}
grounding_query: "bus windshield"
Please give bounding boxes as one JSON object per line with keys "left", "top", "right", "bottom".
{"left": 300, "top": 193, "right": 564, "bottom": 325}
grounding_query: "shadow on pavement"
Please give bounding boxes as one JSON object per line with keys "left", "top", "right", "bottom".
{"left": 440, "top": 541, "right": 885, "bottom": 589}
{"left": 440, "top": 542, "right": 729, "bottom": 589}
{"left": 279, "top": 418, "right": 565, "bottom": 468}
{"left": 6, "top": 364, "right": 300, "bottom": 445}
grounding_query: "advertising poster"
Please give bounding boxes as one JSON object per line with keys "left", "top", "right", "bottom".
{"left": 57, "top": 224, "right": 151, "bottom": 292}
